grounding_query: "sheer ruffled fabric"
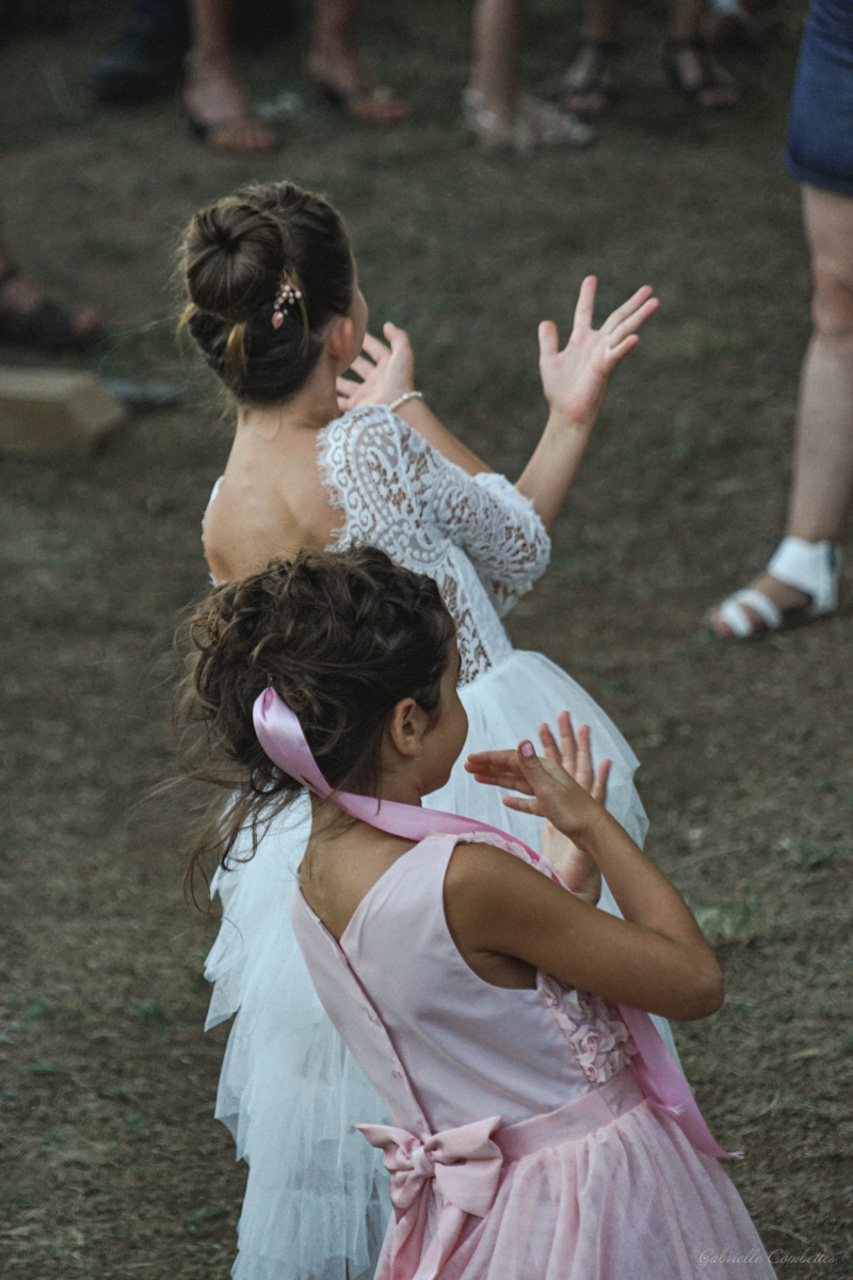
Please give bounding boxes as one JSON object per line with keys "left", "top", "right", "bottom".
{"left": 205, "top": 796, "right": 391, "bottom": 1280}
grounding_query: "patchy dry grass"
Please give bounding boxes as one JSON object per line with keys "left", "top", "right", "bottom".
{"left": 1, "top": 1, "right": 851, "bottom": 1276}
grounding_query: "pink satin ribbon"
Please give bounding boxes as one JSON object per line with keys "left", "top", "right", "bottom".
{"left": 254, "top": 687, "right": 737, "bottom": 1161}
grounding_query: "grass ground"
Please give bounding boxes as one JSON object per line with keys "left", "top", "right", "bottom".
{"left": 0, "top": 1, "right": 851, "bottom": 1276}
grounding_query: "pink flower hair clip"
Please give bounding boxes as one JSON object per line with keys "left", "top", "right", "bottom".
{"left": 272, "top": 271, "right": 302, "bottom": 330}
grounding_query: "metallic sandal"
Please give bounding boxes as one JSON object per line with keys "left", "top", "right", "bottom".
{"left": 463, "top": 89, "right": 593, "bottom": 151}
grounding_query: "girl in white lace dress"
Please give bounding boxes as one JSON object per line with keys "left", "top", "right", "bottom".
{"left": 180, "top": 180, "right": 659, "bottom": 1280}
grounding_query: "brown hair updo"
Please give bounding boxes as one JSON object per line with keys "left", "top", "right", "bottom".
{"left": 179, "top": 181, "right": 354, "bottom": 404}
{"left": 179, "top": 547, "right": 456, "bottom": 895}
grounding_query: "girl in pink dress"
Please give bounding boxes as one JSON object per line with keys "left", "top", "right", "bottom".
{"left": 182, "top": 545, "right": 777, "bottom": 1280}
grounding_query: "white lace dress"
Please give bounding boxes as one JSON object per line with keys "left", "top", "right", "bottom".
{"left": 203, "top": 405, "right": 655, "bottom": 1280}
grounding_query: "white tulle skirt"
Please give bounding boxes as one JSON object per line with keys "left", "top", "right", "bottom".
{"left": 205, "top": 650, "right": 663, "bottom": 1280}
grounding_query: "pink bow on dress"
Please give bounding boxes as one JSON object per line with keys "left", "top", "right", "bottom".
{"left": 356, "top": 1116, "right": 504, "bottom": 1280}
{"left": 357, "top": 1115, "right": 504, "bottom": 1219}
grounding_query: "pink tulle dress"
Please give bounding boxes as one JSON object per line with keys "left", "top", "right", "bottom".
{"left": 292, "top": 831, "right": 777, "bottom": 1280}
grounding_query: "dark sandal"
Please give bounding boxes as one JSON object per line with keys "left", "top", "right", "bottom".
{"left": 562, "top": 39, "right": 621, "bottom": 115}
{"left": 663, "top": 37, "right": 739, "bottom": 109}
{"left": 309, "top": 76, "right": 408, "bottom": 125}
{"left": 307, "top": 60, "right": 409, "bottom": 125}
{"left": 184, "top": 108, "right": 280, "bottom": 152}
{"left": 0, "top": 265, "right": 102, "bottom": 352}
{"left": 179, "top": 55, "right": 280, "bottom": 153}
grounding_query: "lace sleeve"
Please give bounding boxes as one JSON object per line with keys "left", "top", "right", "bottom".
{"left": 430, "top": 454, "right": 551, "bottom": 618}
{"left": 318, "top": 406, "right": 550, "bottom": 619}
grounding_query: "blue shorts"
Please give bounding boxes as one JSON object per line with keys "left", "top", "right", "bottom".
{"left": 784, "top": 0, "right": 853, "bottom": 197}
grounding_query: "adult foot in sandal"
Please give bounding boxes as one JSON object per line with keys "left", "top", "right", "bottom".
{"left": 463, "top": 89, "right": 593, "bottom": 151}
{"left": 0, "top": 264, "right": 101, "bottom": 352}
{"left": 306, "top": 53, "right": 408, "bottom": 125}
{"left": 663, "top": 37, "right": 739, "bottom": 109}
{"left": 709, "top": 538, "right": 842, "bottom": 638}
{"left": 182, "top": 52, "right": 279, "bottom": 152}
{"left": 562, "top": 39, "right": 620, "bottom": 115}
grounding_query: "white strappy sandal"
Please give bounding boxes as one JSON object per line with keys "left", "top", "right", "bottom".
{"left": 713, "top": 536, "right": 842, "bottom": 638}
{"left": 463, "top": 88, "right": 593, "bottom": 151}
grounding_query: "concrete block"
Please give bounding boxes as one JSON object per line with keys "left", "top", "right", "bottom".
{"left": 0, "top": 368, "right": 128, "bottom": 458}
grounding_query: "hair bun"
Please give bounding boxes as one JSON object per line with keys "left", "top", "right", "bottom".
{"left": 179, "top": 181, "right": 354, "bottom": 404}
{"left": 184, "top": 201, "right": 287, "bottom": 322}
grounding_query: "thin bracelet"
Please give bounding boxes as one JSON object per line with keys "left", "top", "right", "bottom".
{"left": 388, "top": 391, "right": 424, "bottom": 413}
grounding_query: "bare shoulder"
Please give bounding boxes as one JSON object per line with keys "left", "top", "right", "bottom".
{"left": 205, "top": 443, "right": 339, "bottom": 576}
{"left": 443, "top": 840, "right": 551, "bottom": 908}
{"left": 442, "top": 840, "right": 582, "bottom": 981}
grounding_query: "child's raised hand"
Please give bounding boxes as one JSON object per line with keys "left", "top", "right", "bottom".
{"left": 539, "top": 277, "right": 659, "bottom": 432}
{"left": 539, "top": 715, "right": 607, "bottom": 898}
{"left": 336, "top": 322, "right": 415, "bottom": 412}
{"left": 540, "top": 712, "right": 609, "bottom": 805}
{"left": 465, "top": 711, "right": 611, "bottom": 842}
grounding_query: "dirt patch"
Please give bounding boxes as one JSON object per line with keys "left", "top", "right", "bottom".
{"left": 0, "top": 2, "right": 851, "bottom": 1277}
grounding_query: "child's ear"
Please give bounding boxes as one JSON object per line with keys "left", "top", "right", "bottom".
{"left": 387, "top": 697, "right": 428, "bottom": 758}
{"left": 325, "top": 315, "right": 355, "bottom": 369}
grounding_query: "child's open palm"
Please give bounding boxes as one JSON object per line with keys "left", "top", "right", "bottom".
{"left": 540, "top": 277, "right": 659, "bottom": 431}
{"left": 538, "top": 715, "right": 608, "bottom": 900}
{"left": 466, "top": 712, "right": 611, "bottom": 902}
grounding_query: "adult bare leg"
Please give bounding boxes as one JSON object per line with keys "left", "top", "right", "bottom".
{"left": 711, "top": 185, "right": 853, "bottom": 636}
{"left": 786, "top": 187, "right": 853, "bottom": 542}
{"left": 182, "top": 0, "right": 278, "bottom": 151}
{"left": 471, "top": 0, "right": 522, "bottom": 119}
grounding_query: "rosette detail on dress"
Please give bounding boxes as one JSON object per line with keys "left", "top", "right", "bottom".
{"left": 537, "top": 974, "right": 636, "bottom": 1084}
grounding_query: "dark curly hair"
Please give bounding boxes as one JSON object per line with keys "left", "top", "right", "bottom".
{"left": 178, "top": 547, "right": 456, "bottom": 899}
{"left": 178, "top": 181, "right": 354, "bottom": 404}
